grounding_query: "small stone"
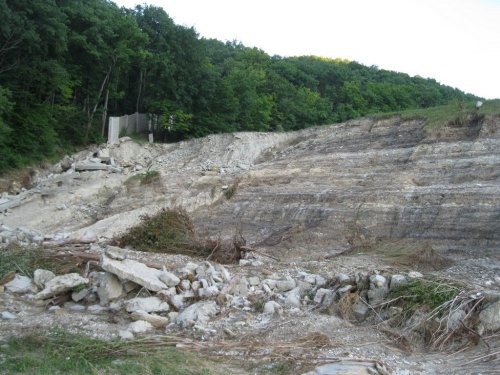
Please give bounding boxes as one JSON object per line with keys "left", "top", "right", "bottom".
{"left": 87, "top": 304, "right": 108, "bottom": 313}
{"left": 33, "top": 269, "right": 56, "bottom": 288}
{"left": 285, "top": 287, "right": 302, "bottom": 307}
{"left": 352, "top": 301, "right": 370, "bottom": 322}
{"left": 479, "top": 301, "right": 500, "bottom": 331}
{"left": 389, "top": 275, "right": 408, "bottom": 290}
{"left": 408, "top": 271, "right": 423, "bottom": 279}
{"left": 128, "top": 320, "right": 154, "bottom": 334}
{"left": 198, "top": 286, "right": 219, "bottom": 298}
{"left": 367, "top": 287, "right": 388, "bottom": 305}
{"left": 159, "top": 271, "right": 181, "bottom": 287}
{"left": 5, "top": 275, "right": 37, "bottom": 294}
{"left": 314, "top": 288, "right": 332, "bottom": 304}
{"left": 71, "top": 288, "right": 90, "bottom": 302}
{"left": 174, "top": 301, "right": 219, "bottom": 328}
{"left": 337, "top": 273, "right": 351, "bottom": 286}
{"left": 130, "top": 311, "right": 169, "bottom": 328}
{"left": 369, "top": 274, "right": 387, "bottom": 288}
{"left": 337, "top": 285, "right": 354, "bottom": 295}
{"left": 126, "top": 297, "right": 169, "bottom": 313}
{"left": 1, "top": 311, "right": 17, "bottom": 320}
{"left": 248, "top": 276, "right": 260, "bottom": 286}
{"left": 118, "top": 330, "right": 134, "bottom": 340}
{"left": 263, "top": 301, "right": 282, "bottom": 315}
{"left": 105, "top": 246, "right": 128, "bottom": 261}
{"left": 275, "top": 278, "right": 296, "bottom": 293}
{"left": 180, "top": 279, "right": 191, "bottom": 291}
{"left": 231, "top": 277, "right": 249, "bottom": 297}
{"left": 66, "top": 303, "right": 86, "bottom": 312}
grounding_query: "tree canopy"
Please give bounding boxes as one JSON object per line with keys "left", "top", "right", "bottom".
{"left": 0, "top": 0, "right": 478, "bottom": 173}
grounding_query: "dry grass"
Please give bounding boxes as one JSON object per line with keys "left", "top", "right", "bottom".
{"left": 338, "top": 292, "right": 358, "bottom": 321}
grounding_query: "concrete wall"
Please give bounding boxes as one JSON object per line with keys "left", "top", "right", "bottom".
{"left": 107, "top": 112, "right": 149, "bottom": 144}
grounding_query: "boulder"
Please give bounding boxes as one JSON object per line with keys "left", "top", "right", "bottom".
{"left": 175, "top": 301, "right": 219, "bottom": 328}
{"left": 128, "top": 320, "right": 154, "bottom": 334}
{"left": 35, "top": 273, "right": 88, "bottom": 300}
{"left": 263, "top": 301, "right": 283, "bottom": 315}
{"left": 97, "top": 272, "right": 123, "bottom": 305}
{"left": 126, "top": 297, "right": 170, "bottom": 313}
{"left": 389, "top": 275, "right": 408, "bottom": 290}
{"left": 275, "top": 278, "right": 296, "bottom": 293}
{"left": 479, "top": 301, "right": 500, "bottom": 331}
{"left": 33, "top": 269, "right": 56, "bottom": 289}
{"left": 159, "top": 271, "right": 180, "bottom": 287}
{"left": 101, "top": 255, "right": 167, "bottom": 292}
{"left": 285, "top": 287, "right": 302, "bottom": 307}
{"left": 314, "top": 288, "right": 334, "bottom": 305}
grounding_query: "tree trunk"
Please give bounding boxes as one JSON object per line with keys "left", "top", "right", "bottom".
{"left": 101, "top": 86, "right": 110, "bottom": 138}
{"left": 84, "top": 64, "right": 112, "bottom": 143}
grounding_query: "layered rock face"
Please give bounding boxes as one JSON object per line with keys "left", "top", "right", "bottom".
{"left": 197, "top": 116, "right": 500, "bottom": 256}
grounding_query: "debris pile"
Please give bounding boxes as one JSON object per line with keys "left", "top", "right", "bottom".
{"left": 2, "top": 245, "right": 498, "bottom": 350}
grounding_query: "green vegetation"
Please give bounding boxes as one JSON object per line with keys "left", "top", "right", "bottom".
{"left": 116, "top": 208, "right": 203, "bottom": 255}
{"left": 0, "top": 245, "right": 81, "bottom": 279}
{"left": 0, "top": 1, "right": 481, "bottom": 175}
{"left": 0, "top": 329, "right": 214, "bottom": 375}
{"left": 389, "top": 278, "right": 460, "bottom": 318}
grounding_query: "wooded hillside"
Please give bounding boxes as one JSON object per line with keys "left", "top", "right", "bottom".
{"left": 0, "top": 0, "right": 478, "bottom": 173}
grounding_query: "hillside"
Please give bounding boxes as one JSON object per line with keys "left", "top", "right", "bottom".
{"left": 1, "top": 105, "right": 499, "bottom": 373}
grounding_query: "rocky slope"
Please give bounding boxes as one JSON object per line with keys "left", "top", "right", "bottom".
{"left": 1, "top": 114, "right": 499, "bottom": 374}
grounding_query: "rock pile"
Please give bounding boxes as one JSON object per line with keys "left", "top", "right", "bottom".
{"left": 2, "top": 245, "right": 499, "bottom": 343}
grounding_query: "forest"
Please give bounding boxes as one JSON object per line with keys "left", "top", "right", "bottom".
{"left": 0, "top": 0, "right": 478, "bottom": 173}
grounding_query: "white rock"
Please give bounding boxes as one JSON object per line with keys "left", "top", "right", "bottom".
{"left": 215, "top": 264, "right": 231, "bottom": 282}
{"left": 169, "top": 294, "right": 185, "bottom": 310}
{"left": 97, "top": 273, "right": 123, "bottom": 305}
{"left": 337, "top": 273, "right": 351, "bottom": 285}
{"left": 275, "top": 278, "right": 296, "bottom": 293}
{"left": 128, "top": 320, "right": 154, "bottom": 334}
{"left": 479, "top": 301, "right": 500, "bottom": 331}
{"left": 5, "top": 275, "right": 37, "bottom": 294}
{"left": 105, "top": 246, "right": 128, "bottom": 261}
{"left": 175, "top": 301, "right": 219, "bottom": 328}
{"left": 390, "top": 275, "right": 408, "bottom": 290}
{"left": 100, "top": 255, "right": 167, "bottom": 292}
{"left": 122, "top": 280, "right": 140, "bottom": 293}
{"left": 130, "top": 311, "right": 169, "bottom": 328}
{"left": 285, "top": 287, "right": 302, "bottom": 307}
{"left": 177, "top": 262, "right": 199, "bottom": 278}
{"left": 159, "top": 271, "right": 180, "bottom": 287}
{"left": 191, "top": 281, "right": 201, "bottom": 291}
{"left": 198, "top": 286, "right": 219, "bottom": 298}
{"left": 1, "top": 311, "right": 17, "bottom": 320}
{"left": 126, "top": 297, "right": 169, "bottom": 313}
{"left": 33, "top": 269, "right": 55, "bottom": 288}
{"left": 66, "top": 303, "right": 86, "bottom": 312}
{"left": 72, "top": 288, "right": 90, "bottom": 302}
{"left": 180, "top": 279, "right": 191, "bottom": 291}
{"left": 337, "top": 285, "right": 353, "bottom": 295}
{"left": 231, "top": 277, "right": 249, "bottom": 297}
{"left": 314, "top": 288, "right": 332, "bottom": 304}
{"left": 408, "top": 271, "right": 423, "bottom": 279}
{"left": 87, "top": 304, "right": 108, "bottom": 313}
{"left": 118, "top": 330, "right": 134, "bottom": 340}
{"left": 315, "top": 275, "right": 326, "bottom": 288}
{"left": 248, "top": 276, "right": 260, "bottom": 286}
{"left": 34, "top": 273, "right": 89, "bottom": 300}
{"left": 263, "top": 301, "right": 282, "bottom": 315}
{"left": 369, "top": 274, "right": 387, "bottom": 288}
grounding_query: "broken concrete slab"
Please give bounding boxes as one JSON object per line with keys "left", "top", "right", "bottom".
{"left": 4, "top": 275, "right": 37, "bottom": 294}
{"left": 174, "top": 301, "right": 219, "bottom": 328}
{"left": 126, "top": 297, "right": 170, "bottom": 313}
{"left": 100, "top": 254, "right": 167, "bottom": 292}
{"left": 34, "top": 273, "right": 89, "bottom": 300}
{"left": 74, "top": 161, "right": 121, "bottom": 173}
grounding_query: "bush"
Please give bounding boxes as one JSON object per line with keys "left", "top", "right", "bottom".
{"left": 115, "top": 208, "right": 245, "bottom": 264}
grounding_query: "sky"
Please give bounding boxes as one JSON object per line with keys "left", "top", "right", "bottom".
{"left": 114, "top": 0, "right": 500, "bottom": 99}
